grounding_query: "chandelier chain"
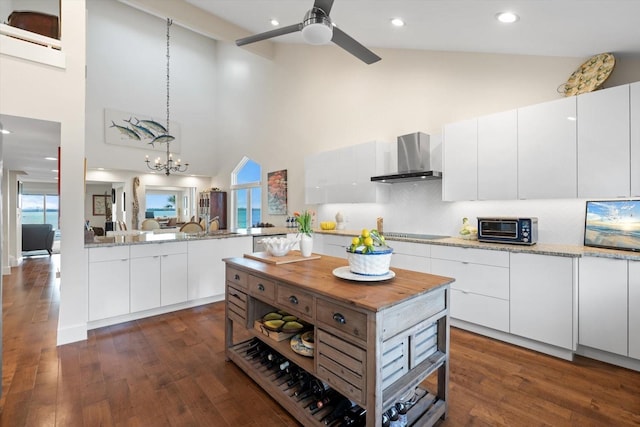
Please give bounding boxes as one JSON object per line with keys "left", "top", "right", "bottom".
{"left": 166, "top": 18, "right": 171, "bottom": 135}
{"left": 145, "top": 17, "right": 189, "bottom": 176}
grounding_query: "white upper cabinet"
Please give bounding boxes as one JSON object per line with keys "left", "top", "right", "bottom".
{"left": 518, "top": 97, "right": 577, "bottom": 199}
{"left": 631, "top": 82, "right": 640, "bottom": 197}
{"left": 443, "top": 118, "right": 477, "bottom": 201}
{"left": 577, "top": 84, "right": 630, "bottom": 198}
{"left": 477, "top": 110, "right": 518, "bottom": 200}
{"left": 305, "top": 141, "right": 390, "bottom": 204}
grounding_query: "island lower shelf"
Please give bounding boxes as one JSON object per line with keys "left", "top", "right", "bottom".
{"left": 224, "top": 255, "right": 453, "bottom": 427}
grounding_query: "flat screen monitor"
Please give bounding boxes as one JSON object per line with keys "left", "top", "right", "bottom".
{"left": 145, "top": 211, "right": 154, "bottom": 219}
{"left": 584, "top": 200, "right": 640, "bottom": 252}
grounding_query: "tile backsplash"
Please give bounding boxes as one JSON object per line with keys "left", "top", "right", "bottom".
{"left": 316, "top": 180, "right": 588, "bottom": 246}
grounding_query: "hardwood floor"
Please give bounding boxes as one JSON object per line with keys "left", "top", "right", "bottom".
{"left": 1, "top": 255, "right": 639, "bottom": 426}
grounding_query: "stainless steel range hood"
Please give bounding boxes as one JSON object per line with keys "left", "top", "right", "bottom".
{"left": 371, "top": 132, "right": 442, "bottom": 183}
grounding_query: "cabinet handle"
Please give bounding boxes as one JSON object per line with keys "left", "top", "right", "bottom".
{"left": 230, "top": 292, "right": 239, "bottom": 298}
{"left": 234, "top": 274, "right": 240, "bottom": 280}
{"left": 288, "top": 295, "right": 299, "bottom": 305}
{"left": 258, "top": 283, "right": 265, "bottom": 292}
{"left": 461, "top": 261, "right": 469, "bottom": 264}
{"left": 333, "top": 313, "right": 346, "bottom": 324}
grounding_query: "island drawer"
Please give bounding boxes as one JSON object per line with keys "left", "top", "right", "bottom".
{"left": 226, "top": 266, "right": 248, "bottom": 289}
{"left": 227, "top": 283, "right": 248, "bottom": 325}
{"left": 316, "top": 298, "right": 367, "bottom": 344}
{"left": 316, "top": 329, "right": 366, "bottom": 406}
{"left": 276, "top": 284, "right": 314, "bottom": 320}
{"left": 248, "top": 275, "right": 276, "bottom": 302}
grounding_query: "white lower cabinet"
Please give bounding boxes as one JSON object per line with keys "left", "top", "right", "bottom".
{"left": 629, "top": 260, "right": 640, "bottom": 359}
{"left": 390, "top": 241, "right": 431, "bottom": 273}
{"left": 510, "top": 253, "right": 575, "bottom": 350}
{"left": 130, "top": 242, "right": 188, "bottom": 310}
{"left": 578, "top": 257, "right": 628, "bottom": 356}
{"left": 320, "top": 234, "right": 351, "bottom": 258}
{"left": 579, "top": 257, "right": 640, "bottom": 361}
{"left": 187, "top": 236, "right": 252, "bottom": 300}
{"left": 431, "top": 245, "right": 509, "bottom": 332}
{"left": 88, "top": 246, "right": 130, "bottom": 321}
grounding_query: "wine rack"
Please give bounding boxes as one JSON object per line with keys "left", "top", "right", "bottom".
{"left": 228, "top": 338, "right": 366, "bottom": 426}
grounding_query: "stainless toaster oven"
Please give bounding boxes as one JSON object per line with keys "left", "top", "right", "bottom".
{"left": 477, "top": 217, "right": 538, "bottom": 245}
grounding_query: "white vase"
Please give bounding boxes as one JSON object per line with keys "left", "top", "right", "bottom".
{"left": 300, "top": 234, "right": 313, "bottom": 257}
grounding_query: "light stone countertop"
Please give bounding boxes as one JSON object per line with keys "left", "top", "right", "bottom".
{"left": 85, "top": 226, "right": 640, "bottom": 261}
{"left": 84, "top": 227, "right": 293, "bottom": 248}
{"left": 314, "top": 229, "right": 640, "bottom": 261}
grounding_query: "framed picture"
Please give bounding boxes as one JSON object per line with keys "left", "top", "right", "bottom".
{"left": 267, "top": 169, "right": 288, "bottom": 215}
{"left": 93, "top": 195, "right": 111, "bottom": 216}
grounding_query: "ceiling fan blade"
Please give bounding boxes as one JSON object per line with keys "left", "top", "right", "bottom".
{"left": 313, "top": 0, "right": 334, "bottom": 15}
{"left": 331, "top": 26, "right": 381, "bottom": 64}
{"left": 236, "top": 23, "right": 302, "bottom": 46}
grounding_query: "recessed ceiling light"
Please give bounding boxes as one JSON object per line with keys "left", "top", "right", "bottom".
{"left": 0, "top": 129, "right": 10, "bottom": 134}
{"left": 52, "top": 169, "right": 58, "bottom": 173}
{"left": 45, "top": 157, "right": 57, "bottom": 161}
{"left": 270, "top": 19, "right": 279, "bottom": 26}
{"left": 496, "top": 12, "right": 519, "bottom": 23}
{"left": 391, "top": 18, "right": 405, "bottom": 27}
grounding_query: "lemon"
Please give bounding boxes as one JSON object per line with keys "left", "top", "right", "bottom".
{"left": 361, "top": 229, "right": 370, "bottom": 238}
{"left": 364, "top": 237, "right": 373, "bottom": 246}
{"left": 351, "top": 237, "right": 360, "bottom": 246}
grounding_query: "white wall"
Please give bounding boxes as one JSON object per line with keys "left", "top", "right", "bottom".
{"left": 0, "top": 0, "right": 87, "bottom": 344}
{"left": 85, "top": 0, "right": 218, "bottom": 177}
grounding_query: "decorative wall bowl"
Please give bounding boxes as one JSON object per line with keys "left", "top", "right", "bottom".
{"left": 346, "top": 248, "right": 393, "bottom": 275}
{"left": 260, "top": 236, "right": 299, "bottom": 257}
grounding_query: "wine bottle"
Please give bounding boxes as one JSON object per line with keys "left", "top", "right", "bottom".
{"left": 339, "top": 406, "right": 366, "bottom": 427}
{"left": 395, "top": 402, "right": 408, "bottom": 427}
{"left": 387, "top": 406, "right": 400, "bottom": 427}
{"left": 322, "top": 396, "right": 354, "bottom": 425}
{"left": 310, "top": 379, "right": 330, "bottom": 400}
{"left": 293, "top": 373, "right": 312, "bottom": 397}
{"left": 310, "top": 390, "right": 338, "bottom": 411}
{"left": 381, "top": 412, "right": 391, "bottom": 427}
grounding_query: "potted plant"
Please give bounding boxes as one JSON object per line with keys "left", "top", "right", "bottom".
{"left": 294, "top": 210, "right": 314, "bottom": 257}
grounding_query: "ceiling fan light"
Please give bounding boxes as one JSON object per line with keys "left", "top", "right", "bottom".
{"left": 302, "top": 22, "right": 333, "bottom": 44}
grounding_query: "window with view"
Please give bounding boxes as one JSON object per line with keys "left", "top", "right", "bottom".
{"left": 232, "top": 157, "right": 262, "bottom": 228}
{"left": 145, "top": 192, "right": 177, "bottom": 218}
{"left": 21, "top": 194, "right": 59, "bottom": 231}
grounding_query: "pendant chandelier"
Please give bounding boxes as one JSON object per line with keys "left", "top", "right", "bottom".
{"left": 145, "top": 18, "right": 189, "bottom": 176}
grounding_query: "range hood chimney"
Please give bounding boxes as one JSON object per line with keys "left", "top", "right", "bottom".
{"left": 371, "top": 132, "right": 442, "bottom": 183}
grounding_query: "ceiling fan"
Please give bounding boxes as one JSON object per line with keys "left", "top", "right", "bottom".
{"left": 235, "top": 0, "right": 381, "bottom": 65}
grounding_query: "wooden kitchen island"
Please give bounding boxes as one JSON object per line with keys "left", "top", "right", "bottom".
{"left": 224, "top": 254, "right": 453, "bottom": 427}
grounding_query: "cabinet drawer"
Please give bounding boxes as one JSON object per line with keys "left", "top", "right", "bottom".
{"left": 431, "top": 258, "right": 509, "bottom": 300}
{"left": 248, "top": 275, "right": 276, "bottom": 302}
{"left": 227, "top": 283, "right": 248, "bottom": 325}
{"left": 276, "top": 284, "right": 314, "bottom": 320}
{"left": 226, "top": 266, "right": 248, "bottom": 289}
{"left": 431, "top": 245, "right": 509, "bottom": 267}
{"left": 89, "top": 246, "right": 129, "bottom": 263}
{"left": 130, "top": 241, "right": 187, "bottom": 258}
{"left": 317, "top": 329, "right": 366, "bottom": 406}
{"left": 316, "top": 298, "right": 367, "bottom": 343}
{"left": 450, "top": 289, "right": 509, "bottom": 332}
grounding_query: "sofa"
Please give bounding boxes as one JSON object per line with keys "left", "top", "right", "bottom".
{"left": 22, "top": 224, "right": 55, "bottom": 255}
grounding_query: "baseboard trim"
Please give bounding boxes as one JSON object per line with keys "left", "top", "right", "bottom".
{"left": 86, "top": 295, "right": 224, "bottom": 331}
{"left": 451, "top": 318, "right": 575, "bottom": 361}
{"left": 57, "top": 323, "right": 88, "bottom": 346}
{"left": 576, "top": 345, "right": 640, "bottom": 372}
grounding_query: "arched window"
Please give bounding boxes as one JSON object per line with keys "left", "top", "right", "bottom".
{"left": 231, "top": 157, "right": 262, "bottom": 228}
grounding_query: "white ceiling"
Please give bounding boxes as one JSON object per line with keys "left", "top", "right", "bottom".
{"left": 185, "top": 0, "right": 640, "bottom": 58}
{"left": 1, "top": 115, "right": 60, "bottom": 183}
{"left": 5, "top": 0, "right": 640, "bottom": 184}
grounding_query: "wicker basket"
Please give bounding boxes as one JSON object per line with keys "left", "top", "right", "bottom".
{"left": 347, "top": 248, "right": 393, "bottom": 276}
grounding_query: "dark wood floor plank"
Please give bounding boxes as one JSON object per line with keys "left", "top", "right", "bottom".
{"left": 2, "top": 255, "right": 640, "bottom": 426}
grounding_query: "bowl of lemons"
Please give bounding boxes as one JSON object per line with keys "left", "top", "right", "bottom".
{"left": 320, "top": 221, "right": 337, "bottom": 230}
